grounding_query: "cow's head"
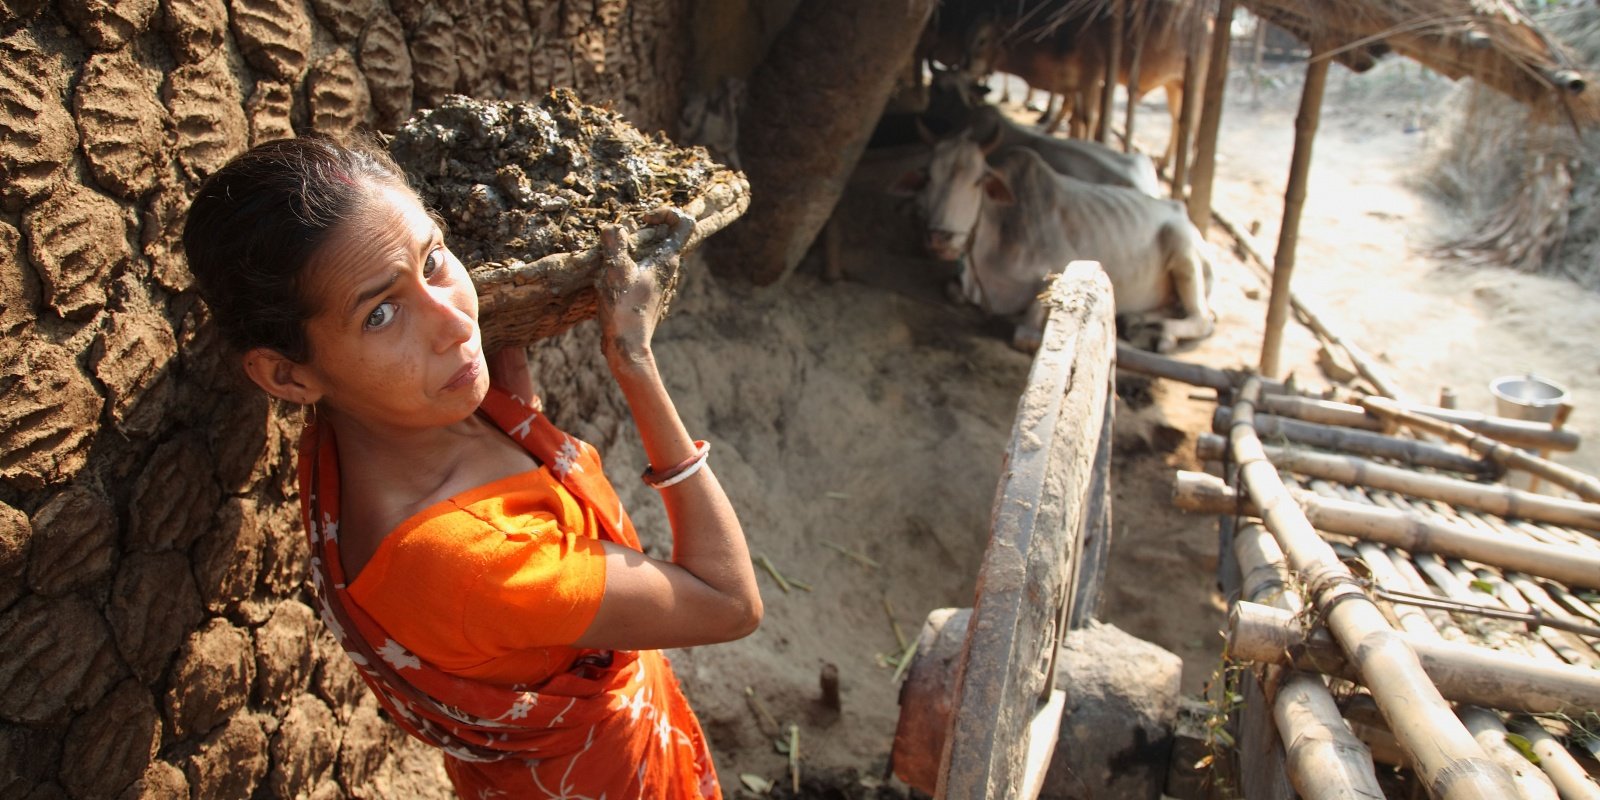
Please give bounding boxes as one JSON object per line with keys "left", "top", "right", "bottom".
{"left": 893, "top": 126, "right": 1013, "bottom": 262}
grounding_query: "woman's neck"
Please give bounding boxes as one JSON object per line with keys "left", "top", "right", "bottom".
{"left": 320, "top": 406, "right": 492, "bottom": 504}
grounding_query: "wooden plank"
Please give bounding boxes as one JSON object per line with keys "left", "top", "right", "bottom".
{"left": 1068, "top": 382, "right": 1114, "bottom": 630}
{"left": 936, "top": 262, "right": 1116, "bottom": 799}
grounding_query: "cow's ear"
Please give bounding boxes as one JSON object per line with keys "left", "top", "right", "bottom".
{"left": 982, "top": 170, "right": 1015, "bottom": 205}
{"left": 890, "top": 169, "right": 927, "bottom": 196}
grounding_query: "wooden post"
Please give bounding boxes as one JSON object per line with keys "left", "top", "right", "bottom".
{"left": 707, "top": 0, "right": 936, "bottom": 285}
{"left": 1260, "top": 45, "right": 1331, "bottom": 378}
{"left": 1096, "top": 0, "right": 1124, "bottom": 144}
{"left": 1188, "top": 0, "right": 1235, "bottom": 230}
{"left": 1250, "top": 15, "right": 1267, "bottom": 104}
{"left": 1169, "top": 4, "right": 1207, "bottom": 198}
{"left": 1121, "top": 0, "right": 1146, "bottom": 153}
{"left": 1068, "top": 385, "right": 1114, "bottom": 629}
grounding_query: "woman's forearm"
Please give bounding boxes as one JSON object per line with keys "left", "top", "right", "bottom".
{"left": 609, "top": 352, "right": 760, "bottom": 620}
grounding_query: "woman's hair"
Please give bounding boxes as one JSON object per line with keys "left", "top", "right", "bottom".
{"left": 183, "top": 135, "right": 413, "bottom": 363}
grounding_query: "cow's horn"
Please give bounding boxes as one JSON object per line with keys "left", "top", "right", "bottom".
{"left": 978, "top": 125, "right": 1003, "bottom": 155}
{"left": 914, "top": 116, "right": 936, "bottom": 145}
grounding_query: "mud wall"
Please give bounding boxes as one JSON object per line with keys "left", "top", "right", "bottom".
{"left": 0, "top": 1, "right": 689, "bottom": 797}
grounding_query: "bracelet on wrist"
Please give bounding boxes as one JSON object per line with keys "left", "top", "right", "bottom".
{"left": 641, "top": 440, "right": 711, "bottom": 490}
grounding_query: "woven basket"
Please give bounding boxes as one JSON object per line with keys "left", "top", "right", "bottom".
{"left": 472, "top": 168, "right": 749, "bottom": 350}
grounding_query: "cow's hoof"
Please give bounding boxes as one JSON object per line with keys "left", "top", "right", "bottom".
{"left": 1012, "top": 329, "right": 1043, "bottom": 354}
{"left": 1155, "top": 331, "right": 1179, "bottom": 354}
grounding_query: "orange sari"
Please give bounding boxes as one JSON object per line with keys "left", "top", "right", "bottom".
{"left": 298, "top": 387, "right": 720, "bottom": 799}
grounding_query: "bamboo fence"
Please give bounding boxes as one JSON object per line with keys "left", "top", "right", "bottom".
{"left": 1131, "top": 339, "right": 1600, "bottom": 797}
{"left": 1177, "top": 371, "right": 1600, "bottom": 796}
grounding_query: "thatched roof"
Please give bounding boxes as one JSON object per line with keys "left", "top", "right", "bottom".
{"left": 1238, "top": 0, "right": 1594, "bottom": 121}
{"left": 936, "top": 0, "right": 1595, "bottom": 122}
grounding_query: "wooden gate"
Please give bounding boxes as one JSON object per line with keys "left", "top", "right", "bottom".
{"left": 892, "top": 261, "right": 1117, "bottom": 799}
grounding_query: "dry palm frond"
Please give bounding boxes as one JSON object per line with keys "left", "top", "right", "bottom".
{"left": 1425, "top": 4, "right": 1600, "bottom": 286}
{"left": 1239, "top": 0, "right": 1593, "bottom": 121}
{"left": 942, "top": 0, "right": 1593, "bottom": 118}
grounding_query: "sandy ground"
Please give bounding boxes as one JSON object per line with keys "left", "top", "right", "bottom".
{"left": 595, "top": 58, "right": 1600, "bottom": 795}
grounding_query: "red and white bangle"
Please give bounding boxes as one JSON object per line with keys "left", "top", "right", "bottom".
{"left": 642, "top": 440, "right": 711, "bottom": 489}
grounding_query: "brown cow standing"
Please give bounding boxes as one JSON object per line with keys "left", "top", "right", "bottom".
{"left": 979, "top": 0, "right": 1206, "bottom": 169}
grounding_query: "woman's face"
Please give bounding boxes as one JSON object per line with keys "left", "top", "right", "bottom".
{"left": 296, "top": 182, "right": 489, "bottom": 430}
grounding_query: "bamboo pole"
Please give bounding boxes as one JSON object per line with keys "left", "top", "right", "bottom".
{"left": 1260, "top": 46, "right": 1331, "bottom": 379}
{"left": 1348, "top": 720, "right": 1410, "bottom": 769}
{"left": 1250, "top": 16, "right": 1267, "bottom": 104}
{"left": 1390, "top": 402, "right": 1583, "bottom": 452}
{"left": 1353, "top": 542, "right": 1452, "bottom": 639}
{"left": 1193, "top": 434, "right": 1600, "bottom": 532}
{"left": 1235, "top": 601, "right": 1600, "bottom": 713}
{"left": 1168, "top": 3, "right": 1206, "bottom": 197}
{"left": 1226, "top": 378, "right": 1518, "bottom": 797}
{"left": 1261, "top": 395, "right": 1580, "bottom": 452}
{"left": 1114, "top": 342, "right": 1295, "bottom": 394}
{"left": 1210, "top": 408, "right": 1495, "bottom": 476}
{"left": 1097, "top": 0, "right": 1124, "bottom": 144}
{"left": 1507, "top": 717, "right": 1600, "bottom": 800}
{"left": 1458, "top": 706, "right": 1560, "bottom": 800}
{"left": 1229, "top": 602, "right": 1600, "bottom": 715}
{"left": 1209, "top": 171, "right": 1406, "bottom": 398}
{"left": 1233, "top": 522, "right": 1386, "bottom": 800}
{"left": 1363, "top": 397, "right": 1600, "bottom": 501}
{"left": 1372, "top": 493, "right": 1600, "bottom": 665}
{"left": 1276, "top": 676, "right": 1386, "bottom": 800}
{"left": 1260, "top": 395, "right": 1389, "bottom": 432}
{"left": 1175, "top": 471, "right": 1600, "bottom": 590}
{"left": 1121, "top": 0, "right": 1145, "bottom": 154}
{"left": 1187, "top": 0, "right": 1235, "bottom": 231}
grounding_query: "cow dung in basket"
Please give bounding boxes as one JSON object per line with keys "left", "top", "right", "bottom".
{"left": 387, "top": 90, "right": 749, "bottom": 348}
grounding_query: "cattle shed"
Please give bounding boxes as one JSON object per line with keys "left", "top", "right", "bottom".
{"left": 926, "top": 0, "right": 1594, "bottom": 384}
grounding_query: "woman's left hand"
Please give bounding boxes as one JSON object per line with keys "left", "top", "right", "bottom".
{"left": 596, "top": 207, "right": 695, "bottom": 370}
{"left": 488, "top": 346, "right": 535, "bottom": 402}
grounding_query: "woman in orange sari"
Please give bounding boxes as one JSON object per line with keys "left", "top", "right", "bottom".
{"left": 182, "top": 137, "right": 760, "bottom": 798}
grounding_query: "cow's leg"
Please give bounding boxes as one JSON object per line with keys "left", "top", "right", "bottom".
{"left": 1155, "top": 238, "right": 1216, "bottom": 351}
{"left": 1066, "top": 85, "right": 1092, "bottom": 138}
{"left": 1038, "top": 92, "right": 1058, "bottom": 126}
{"left": 1046, "top": 92, "right": 1071, "bottom": 134}
{"left": 1012, "top": 293, "right": 1050, "bottom": 353}
{"left": 1160, "top": 79, "right": 1183, "bottom": 171}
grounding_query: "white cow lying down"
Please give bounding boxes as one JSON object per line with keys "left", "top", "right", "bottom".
{"left": 896, "top": 131, "right": 1216, "bottom": 353}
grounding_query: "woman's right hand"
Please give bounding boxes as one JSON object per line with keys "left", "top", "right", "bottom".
{"left": 595, "top": 207, "right": 695, "bottom": 371}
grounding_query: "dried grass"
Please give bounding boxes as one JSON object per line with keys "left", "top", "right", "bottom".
{"left": 1423, "top": 3, "right": 1600, "bottom": 286}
